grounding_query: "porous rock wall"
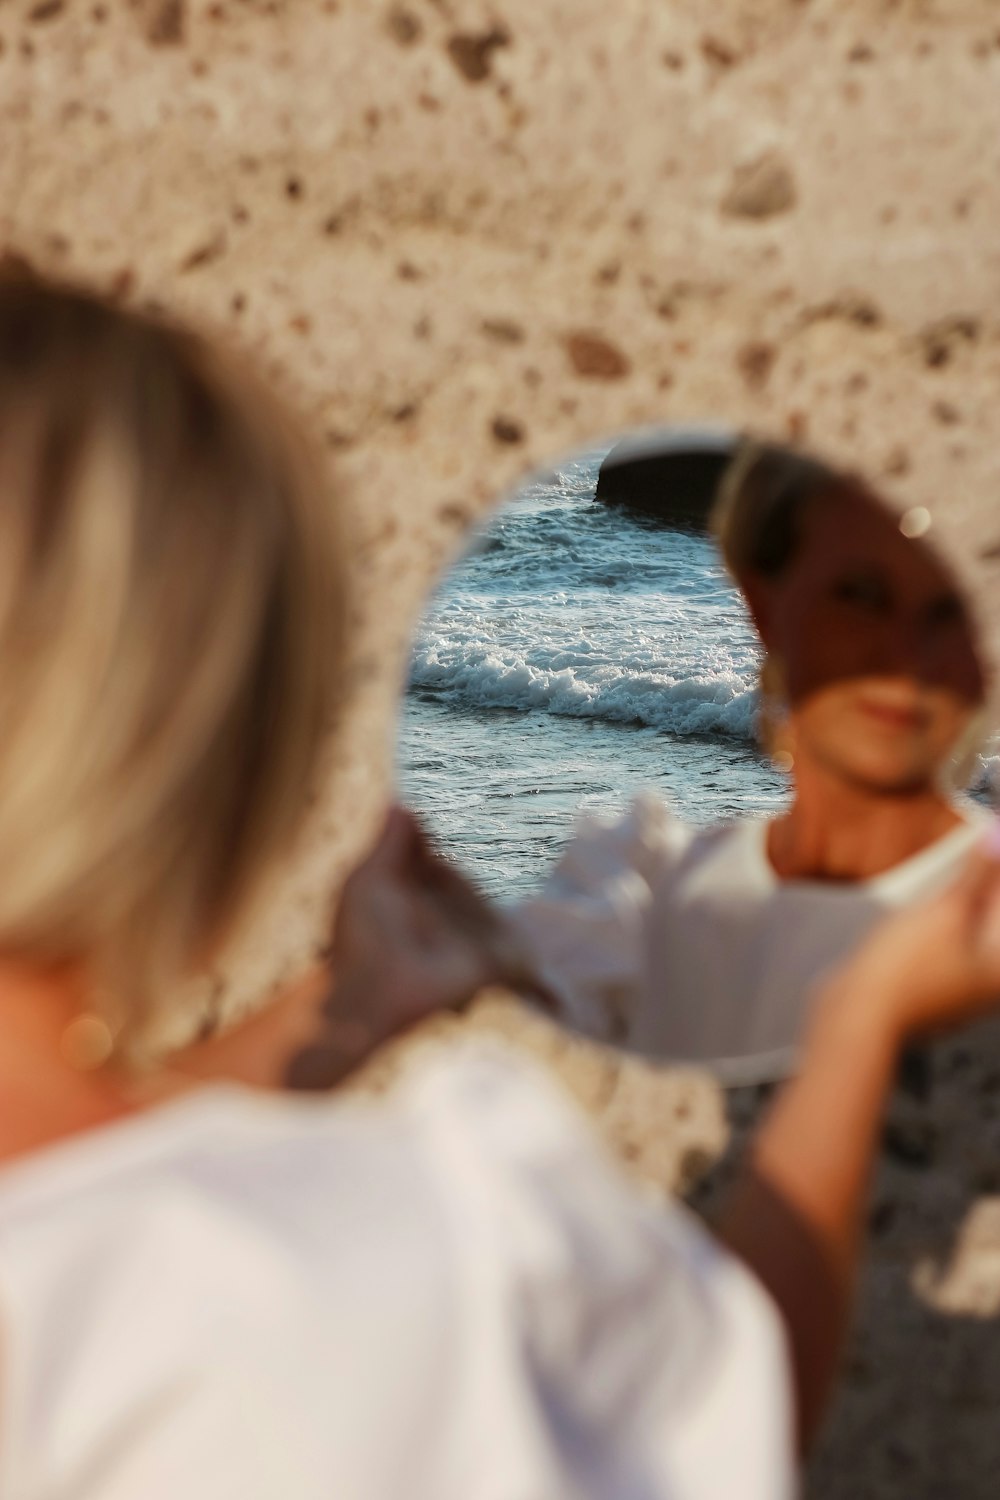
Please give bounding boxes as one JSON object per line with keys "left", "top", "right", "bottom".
{"left": 5, "top": 1, "right": 1000, "bottom": 1492}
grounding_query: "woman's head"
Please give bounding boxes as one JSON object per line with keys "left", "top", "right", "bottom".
{"left": 0, "top": 277, "right": 343, "bottom": 1046}
{"left": 714, "top": 442, "right": 986, "bottom": 795}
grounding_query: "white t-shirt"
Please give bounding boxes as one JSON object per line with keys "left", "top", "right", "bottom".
{"left": 0, "top": 1044, "right": 794, "bottom": 1500}
{"left": 508, "top": 796, "right": 987, "bottom": 1085}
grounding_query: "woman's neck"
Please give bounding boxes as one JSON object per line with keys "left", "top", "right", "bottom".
{"left": 0, "top": 964, "right": 134, "bottom": 1165}
{"left": 0, "top": 961, "right": 334, "bottom": 1170}
{"left": 767, "top": 763, "right": 963, "bottom": 883}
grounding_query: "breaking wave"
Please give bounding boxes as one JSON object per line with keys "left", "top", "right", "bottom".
{"left": 409, "top": 646, "right": 759, "bottom": 739}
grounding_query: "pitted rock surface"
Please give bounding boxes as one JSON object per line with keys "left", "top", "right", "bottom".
{"left": 5, "top": 3, "right": 1000, "bottom": 1492}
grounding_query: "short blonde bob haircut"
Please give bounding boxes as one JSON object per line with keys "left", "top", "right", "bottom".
{"left": 711, "top": 438, "right": 841, "bottom": 585}
{"left": 0, "top": 277, "right": 343, "bottom": 1049}
{"left": 712, "top": 437, "right": 988, "bottom": 791}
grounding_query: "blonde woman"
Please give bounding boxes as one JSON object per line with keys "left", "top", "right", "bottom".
{"left": 506, "top": 442, "right": 993, "bottom": 1083}
{"left": 2, "top": 278, "right": 1000, "bottom": 1500}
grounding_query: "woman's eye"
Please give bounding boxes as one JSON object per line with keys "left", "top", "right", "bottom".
{"left": 832, "top": 575, "right": 889, "bottom": 611}
{"left": 924, "top": 594, "right": 965, "bottom": 629}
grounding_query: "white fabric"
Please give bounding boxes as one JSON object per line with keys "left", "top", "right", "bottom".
{"left": 508, "top": 795, "right": 988, "bottom": 1085}
{"left": 0, "top": 1044, "right": 794, "bottom": 1500}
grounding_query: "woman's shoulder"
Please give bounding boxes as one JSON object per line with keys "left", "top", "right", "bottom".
{"left": 0, "top": 1048, "right": 715, "bottom": 1353}
{"left": 0, "top": 1077, "right": 477, "bottom": 1497}
{"left": 532, "top": 792, "right": 698, "bottom": 895}
{"left": 512, "top": 795, "right": 768, "bottom": 905}
{"left": 0, "top": 1084, "right": 463, "bottom": 1375}
{"left": 603, "top": 798, "right": 768, "bottom": 868}
{"left": 639, "top": 809, "right": 770, "bottom": 895}
{"left": 0, "top": 1050, "right": 794, "bottom": 1499}
{"left": 0, "top": 1082, "right": 460, "bottom": 1281}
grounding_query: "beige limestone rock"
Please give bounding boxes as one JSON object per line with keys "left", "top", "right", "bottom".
{"left": 5, "top": 0, "right": 1000, "bottom": 1491}
{"left": 721, "top": 148, "right": 798, "bottom": 219}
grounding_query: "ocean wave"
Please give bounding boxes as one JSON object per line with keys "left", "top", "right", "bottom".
{"left": 409, "top": 648, "right": 759, "bottom": 739}
{"left": 972, "top": 751, "right": 1000, "bottom": 799}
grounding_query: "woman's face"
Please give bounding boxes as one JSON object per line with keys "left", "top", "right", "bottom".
{"left": 747, "top": 488, "right": 986, "bottom": 794}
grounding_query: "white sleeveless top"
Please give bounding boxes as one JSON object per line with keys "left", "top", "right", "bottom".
{"left": 0, "top": 1044, "right": 793, "bottom": 1500}
{"left": 507, "top": 796, "right": 988, "bottom": 1085}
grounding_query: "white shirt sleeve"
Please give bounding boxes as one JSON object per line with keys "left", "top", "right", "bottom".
{"left": 405, "top": 1045, "right": 797, "bottom": 1500}
{"left": 503, "top": 793, "right": 691, "bottom": 1042}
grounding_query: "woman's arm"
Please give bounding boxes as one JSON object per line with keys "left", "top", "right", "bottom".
{"left": 722, "top": 839, "right": 1000, "bottom": 1452}
{"left": 720, "top": 981, "right": 896, "bottom": 1451}
{"left": 174, "top": 807, "right": 514, "bottom": 1091}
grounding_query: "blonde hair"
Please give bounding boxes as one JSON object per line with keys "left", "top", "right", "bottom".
{"left": 711, "top": 439, "right": 840, "bottom": 584}
{"left": 712, "top": 439, "right": 988, "bottom": 791}
{"left": 0, "top": 277, "right": 343, "bottom": 1048}
{"left": 710, "top": 441, "right": 841, "bottom": 762}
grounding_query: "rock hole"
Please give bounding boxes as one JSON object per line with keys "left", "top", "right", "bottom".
{"left": 700, "top": 35, "right": 739, "bottom": 68}
{"left": 721, "top": 150, "right": 797, "bottom": 220}
{"left": 178, "top": 234, "right": 226, "bottom": 273}
{"left": 491, "top": 415, "right": 524, "bottom": 444}
{"left": 564, "top": 332, "right": 631, "bottom": 379}
{"left": 28, "top": 0, "right": 64, "bottom": 21}
{"left": 145, "top": 0, "right": 185, "bottom": 46}
{"left": 386, "top": 7, "right": 421, "bottom": 45}
{"left": 931, "top": 399, "right": 960, "bottom": 426}
{"left": 438, "top": 502, "right": 471, "bottom": 528}
{"left": 736, "top": 341, "right": 776, "bottom": 390}
{"left": 480, "top": 317, "right": 525, "bottom": 344}
{"left": 446, "top": 26, "right": 510, "bottom": 83}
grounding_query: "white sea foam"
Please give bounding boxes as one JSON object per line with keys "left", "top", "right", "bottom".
{"left": 410, "top": 645, "right": 759, "bottom": 739}
{"left": 399, "top": 449, "right": 782, "bottom": 895}
{"left": 410, "top": 459, "right": 761, "bottom": 745}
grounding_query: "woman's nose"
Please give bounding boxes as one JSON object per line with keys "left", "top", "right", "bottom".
{"left": 864, "top": 614, "right": 928, "bottom": 681}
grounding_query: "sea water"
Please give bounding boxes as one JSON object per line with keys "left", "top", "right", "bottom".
{"left": 397, "top": 445, "right": 789, "bottom": 899}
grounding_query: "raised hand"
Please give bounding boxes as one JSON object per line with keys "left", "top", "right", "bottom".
{"left": 285, "top": 805, "right": 544, "bottom": 1090}
{"left": 724, "top": 821, "right": 1000, "bottom": 1452}
{"left": 325, "top": 805, "right": 506, "bottom": 1033}
{"left": 828, "top": 824, "right": 1000, "bottom": 1047}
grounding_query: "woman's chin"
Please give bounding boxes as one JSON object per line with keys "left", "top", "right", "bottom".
{"left": 810, "top": 731, "right": 940, "bottom": 796}
{"left": 834, "top": 751, "right": 939, "bottom": 797}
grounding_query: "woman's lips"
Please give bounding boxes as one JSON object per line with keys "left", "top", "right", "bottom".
{"left": 855, "top": 694, "right": 929, "bottom": 731}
